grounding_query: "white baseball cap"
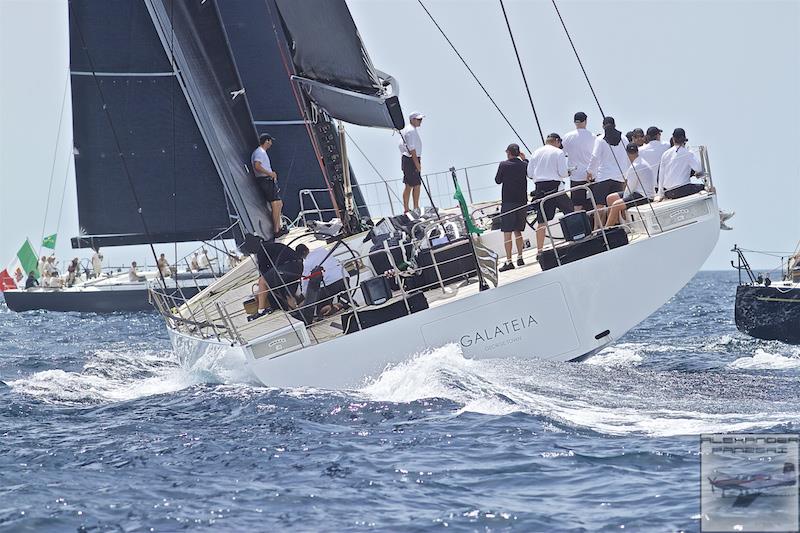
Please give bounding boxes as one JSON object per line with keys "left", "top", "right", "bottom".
{"left": 409, "top": 111, "right": 426, "bottom": 120}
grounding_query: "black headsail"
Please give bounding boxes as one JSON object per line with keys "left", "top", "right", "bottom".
{"left": 258, "top": 0, "right": 404, "bottom": 231}
{"left": 68, "top": 0, "right": 236, "bottom": 249}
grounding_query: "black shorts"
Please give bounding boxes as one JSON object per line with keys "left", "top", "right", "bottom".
{"left": 532, "top": 181, "right": 574, "bottom": 224}
{"left": 402, "top": 155, "right": 422, "bottom": 186}
{"left": 665, "top": 183, "right": 704, "bottom": 200}
{"left": 259, "top": 178, "right": 282, "bottom": 202}
{"left": 570, "top": 180, "right": 592, "bottom": 211}
{"left": 589, "top": 180, "right": 625, "bottom": 206}
{"left": 621, "top": 192, "right": 651, "bottom": 208}
{"left": 500, "top": 202, "right": 527, "bottom": 232}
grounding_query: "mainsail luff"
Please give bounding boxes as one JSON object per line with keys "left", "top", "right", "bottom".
{"left": 145, "top": 0, "right": 273, "bottom": 239}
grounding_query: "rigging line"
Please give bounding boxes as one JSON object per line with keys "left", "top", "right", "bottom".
{"left": 69, "top": 6, "right": 165, "bottom": 287}
{"left": 551, "top": 0, "right": 604, "bottom": 118}
{"left": 54, "top": 152, "right": 73, "bottom": 244}
{"left": 498, "top": 0, "right": 544, "bottom": 145}
{"left": 170, "top": 0, "right": 178, "bottom": 268}
{"left": 39, "top": 73, "right": 71, "bottom": 254}
{"left": 416, "top": 0, "right": 531, "bottom": 153}
{"left": 344, "top": 131, "right": 403, "bottom": 206}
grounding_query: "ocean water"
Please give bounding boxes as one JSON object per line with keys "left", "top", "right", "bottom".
{"left": 1, "top": 271, "right": 799, "bottom": 532}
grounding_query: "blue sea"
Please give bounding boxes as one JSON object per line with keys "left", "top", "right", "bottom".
{"left": 2, "top": 271, "right": 799, "bottom": 532}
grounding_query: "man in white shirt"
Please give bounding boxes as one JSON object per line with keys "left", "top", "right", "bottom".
{"left": 528, "top": 133, "right": 574, "bottom": 252}
{"left": 638, "top": 126, "right": 669, "bottom": 184}
{"left": 658, "top": 128, "right": 705, "bottom": 200}
{"left": 128, "top": 261, "right": 145, "bottom": 282}
{"left": 398, "top": 111, "right": 425, "bottom": 213}
{"left": 587, "top": 116, "right": 628, "bottom": 211}
{"left": 561, "top": 111, "right": 596, "bottom": 213}
{"left": 252, "top": 133, "right": 286, "bottom": 238}
{"left": 605, "top": 143, "right": 657, "bottom": 226}
{"left": 91, "top": 248, "right": 103, "bottom": 278}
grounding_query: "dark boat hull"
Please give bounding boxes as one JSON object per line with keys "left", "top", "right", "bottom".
{"left": 735, "top": 285, "right": 800, "bottom": 343}
{"left": 3, "top": 286, "right": 203, "bottom": 313}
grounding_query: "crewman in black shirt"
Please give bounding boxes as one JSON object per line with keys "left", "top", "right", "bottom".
{"left": 494, "top": 143, "right": 529, "bottom": 272}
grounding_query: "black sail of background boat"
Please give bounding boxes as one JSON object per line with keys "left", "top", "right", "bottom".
{"left": 3, "top": 0, "right": 370, "bottom": 313}
{"left": 733, "top": 245, "right": 800, "bottom": 344}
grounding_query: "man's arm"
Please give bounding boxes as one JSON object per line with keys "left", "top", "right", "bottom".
{"left": 494, "top": 163, "right": 504, "bottom": 185}
{"left": 586, "top": 139, "right": 601, "bottom": 181}
{"left": 557, "top": 152, "right": 568, "bottom": 179}
{"left": 410, "top": 149, "right": 421, "bottom": 173}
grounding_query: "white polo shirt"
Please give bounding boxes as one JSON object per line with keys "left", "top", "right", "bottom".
{"left": 659, "top": 145, "right": 702, "bottom": 192}
{"left": 301, "top": 247, "right": 345, "bottom": 294}
{"left": 561, "top": 128, "right": 595, "bottom": 182}
{"left": 398, "top": 125, "right": 422, "bottom": 157}
{"left": 625, "top": 157, "right": 657, "bottom": 198}
{"left": 527, "top": 144, "right": 568, "bottom": 183}
{"left": 251, "top": 146, "right": 272, "bottom": 177}
{"left": 637, "top": 140, "right": 669, "bottom": 180}
{"left": 587, "top": 136, "right": 628, "bottom": 182}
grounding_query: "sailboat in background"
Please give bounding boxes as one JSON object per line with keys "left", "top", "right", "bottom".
{"left": 148, "top": 0, "right": 721, "bottom": 389}
{"left": 2, "top": 0, "right": 381, "bottom": 313}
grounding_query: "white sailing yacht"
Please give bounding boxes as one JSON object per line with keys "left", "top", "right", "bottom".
{"left": 146, "top": 0, "right": 721, "bottom": 389}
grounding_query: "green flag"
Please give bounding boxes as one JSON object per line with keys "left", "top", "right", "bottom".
{"left": 42, "top": 233, "right": 57, "bottom": 249}
{"left": 453, "top": 178, "right": 483, "bottom": 235}
{"left": 17, "top": 239, "right": 39, "bottom": 279}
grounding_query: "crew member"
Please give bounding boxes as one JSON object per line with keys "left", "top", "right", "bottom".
{"left": 91, "top": 248, "right": 103, "bottom": 278}
{"left": 631, "top": 128, "right": 646, "bottom": 147}
{"left": 658, "top": 128, "right": 706, "bottom": 199}
{"left": 241, "top": 235, "right": 310, "bottom": 320}
{"left": 25, "top": 271, "right": 39, "bottom": 289}
{"left": 528, "top": 133, "right": 573, "bottom": 252}
{"left": 605, "top": 143, "right": 657, "bottom": 227}
{"left": 252, "top": 133, "right": 287, "bottom": 238}
{"left": 561, "top": 111, "right": 595, "bottom": 213}
{"left": 128, "top": 261, "right": 145, "bottom": 282}
{"left": 399, "top": 111, "right": 425, "bottom": 213}
{"left": 587, "top": 116, "right": 628, "bottom": 214}
{"left": 638, "top": 126, "right": 669, "bottom": 182}
{"left": 158, "top": 253, "right": 171, "bottom": 277}
{"left": 494, "top": 143, "right": 529, "bottom": 271}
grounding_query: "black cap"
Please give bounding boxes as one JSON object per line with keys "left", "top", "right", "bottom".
{"left": 573, "top": 111, "right": 587, "bottom": 123}
{"left": 672, "top": 128, "right": 687, "bottom": 142}
{"left": 632, "top": 128, "right": 644, "bottom": 137}
{"left": 602, "top": 116, "right": 615, "bottom": 127}
{"left": 646, "top": 126, "right": 662, "bottom": 137}
{"left": 625, "top": 142, "right": 639, "bottom": 154}
{"left": 547, "top": 132, "right": 562, "bottom": 142}
{"left": 259, "top": 133, "right": 274, "bottom": 144}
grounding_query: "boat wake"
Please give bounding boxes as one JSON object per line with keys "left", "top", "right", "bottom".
{"left": 361, "top": 343, "right": 800, "bottom": 437}
{"left": 728, "top": 347, "right": 800, "bottom": 370}
{"left": 6, "top": 344, "right": 259, "bottom": 405}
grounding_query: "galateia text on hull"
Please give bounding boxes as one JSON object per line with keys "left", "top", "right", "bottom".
{"left": 459, "top": 315, "right": 539, "bottom": 347}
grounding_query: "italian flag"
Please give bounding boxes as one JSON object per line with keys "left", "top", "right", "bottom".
{"left": 1, "top": 239, "right": 39, "bottom": 292}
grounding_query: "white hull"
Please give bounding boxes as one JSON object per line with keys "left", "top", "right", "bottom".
{"left": 169, "top": 194, "right": 720, "bottom": 389}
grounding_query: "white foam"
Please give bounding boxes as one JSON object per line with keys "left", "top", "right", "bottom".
{"left": 360, "top": 343, "right": 800, "bottom": 437}
{"left": 585, "top": 344, "right": 644, "bottom": 367}
{"left": 728, "top": 348, "right": 800, "bottom": 370}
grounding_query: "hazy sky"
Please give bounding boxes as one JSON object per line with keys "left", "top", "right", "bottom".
{"left": 1, "top": 0, "right": 799, "bottom": 273}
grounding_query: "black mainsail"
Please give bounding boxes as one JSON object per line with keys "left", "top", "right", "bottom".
{"left": 68, "top": 0, "right": 238, "bottom": 249}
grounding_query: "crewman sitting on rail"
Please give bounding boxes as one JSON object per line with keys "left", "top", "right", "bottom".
{"left": 25, "top": 271, "right": 39, "bottom": 289}
{"left": 128, "top": 261, "right": 146, "bottom": 282}
{"left": 605, "top": 143, "right": 657, "bottom": 227}
{"left": 656, "top": 128, "right": 710, "bottom": 200}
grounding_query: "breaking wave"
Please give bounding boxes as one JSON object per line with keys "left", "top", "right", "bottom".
{"left": 361, "top": 343, "right": 800, "bottom": 437}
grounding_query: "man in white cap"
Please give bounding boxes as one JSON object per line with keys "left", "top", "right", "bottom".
{"left": 398, "top": 111, "right": 425, "bottom": 213}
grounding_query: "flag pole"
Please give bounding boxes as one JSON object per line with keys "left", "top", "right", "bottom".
{"left": 450, "top": 167, "right": 488, "bottom": 291}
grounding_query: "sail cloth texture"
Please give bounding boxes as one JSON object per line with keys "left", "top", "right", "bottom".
{"left": 273, "top": 0, "right": 404, "bottom": 130}
{"left": 68, "top": 0, "right": 233, "bottom": 248}
{"left": 146, "top": 0, "right": 273, "bottom": 239}
{"left": 216, "top": 1, "right": 367, "bottom": 222}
